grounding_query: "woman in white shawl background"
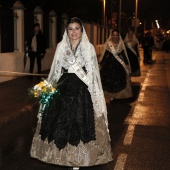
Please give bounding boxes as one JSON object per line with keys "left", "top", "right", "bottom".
{"left": 99, "top": 29, "right": 132, "bottom": 103}
{"left": 124, "top": 29, "right": 141, "bottom": 76}
{"left": 30, "top": 17, "right": 113, "bottom": 170}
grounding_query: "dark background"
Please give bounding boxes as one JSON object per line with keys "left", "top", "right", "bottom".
{"left": 1, "top": 0, "right": 170, "bottom": 29}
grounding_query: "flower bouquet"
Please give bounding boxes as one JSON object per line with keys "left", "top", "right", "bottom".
{"left": 28, "top": 79, "right": 58, "bottom": 117}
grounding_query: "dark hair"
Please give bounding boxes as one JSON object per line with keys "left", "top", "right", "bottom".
{"left": 66, "top": 17, "right": 83, "bottom": 32}
{"left": 34, "top": 23, "right": 40, "bottom": 28}
{"left": 128, "top": 27, "right": 134, "bottom": 32}
{"left": 111, "top": 29, "right": 119, "bottom": 35}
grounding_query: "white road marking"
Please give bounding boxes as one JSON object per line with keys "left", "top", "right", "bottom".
{"left": 144, "top": 77, "right": 149, "bottom": 84}
{"left": 123, "top": 124, "right": 135, "bottom": 145}
{"left": 141, "top": 84, "right": 146, "bottom": 91}
{"left": 138, "top": 92, "right": 144, "bottom": 101}
{"left": 114, "top": 153, "right": 127, "bottom": 170}
{"left": 114, "top": 70, "right": 150, "bottom": 169}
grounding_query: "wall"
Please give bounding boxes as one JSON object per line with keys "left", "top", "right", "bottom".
{"left": 0, "top": 45, "right": 105, "bottom": 83}
{"left": 0, "top": 48, "right": 55, "bottom": 83}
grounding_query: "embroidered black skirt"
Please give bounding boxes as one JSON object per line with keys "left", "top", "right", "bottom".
{"left": 100, "top": 51, "right": 127, "bottom": 93}
{"left": 39, "top": 73, "right": 95, "bottom": 150}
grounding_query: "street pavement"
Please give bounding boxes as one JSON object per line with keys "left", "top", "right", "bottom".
{"left": 0, "top": 50, "right": 170, "bottom": 170}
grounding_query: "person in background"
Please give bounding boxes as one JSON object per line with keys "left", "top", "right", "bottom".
{"left": 99, "top": 29, "right": 133, "bottom": 104}
{"left": 162, "top": 35, "right": 170, "bottom": 52}
{"left": 124, "top": 29, "right": 141, "bottom": 77}
{"left": 27, "top": 23, "right": 46, "bottom": 79}
{"left": 30, "top": 17, "right": 113, "bottom": 170}
{"left": 141, "top": 31, "right": 154, "bottom": 64}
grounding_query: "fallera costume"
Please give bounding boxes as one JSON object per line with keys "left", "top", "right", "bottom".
{"left": 124, "top": 32, "right": 141, "bottom": 77}
{"left": 30, "top": 24, "right": 113, "bottom": 167}
{"left": 99, "top": 33, "right": 132, "bottom": 99}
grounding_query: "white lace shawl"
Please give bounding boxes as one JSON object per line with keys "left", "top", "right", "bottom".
{"left": 99, "top": 34, "right": 129, "bottom": 62}
{"left": 124, "top": 32, "right": 139, "bottom": 47}
{"left": 124, "top": 33, "right": 140, "bottom": 57}
{"left": 47, "top": 26, "right": 109, "bottom": 132}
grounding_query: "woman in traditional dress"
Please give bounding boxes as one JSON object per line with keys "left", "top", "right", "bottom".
{"left": 124, "top": 29, "right": 141, "bottom": 76}
{"left": 99, "top": 29, "right": 132, "bottom": 103}
{"left": 30, "top": 17, "right": 113, "bottom": 170}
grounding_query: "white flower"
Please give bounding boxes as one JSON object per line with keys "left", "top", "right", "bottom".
{"left": 37, "top": 87, "right": 42, "bottom": 91}
{"left": 47, "top": 84, "right": 52, "bottom": 88}
{"left": 28, "top": 79, "right": 57, "bottom": 99}
{"left": 33, "top": 85, "right": 39, "bottom": 90}
{"left": 43, "top": 80, "right": 48, "bottom": 85}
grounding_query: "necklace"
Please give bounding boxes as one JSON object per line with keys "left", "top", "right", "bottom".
{"left": 65, "top": 48, "right": 78, "bottom": 65}
{"left": 71, "top": 48, "right": 76, "bottom": 54}
{"left": 113, "top": 43, "right": 118, "bottom": 48}
{"left": 70, "top": 40, "right": 81, "bottom": 55}
{"left": 71, "top": 45, "right": 77, "bottom": 56}
{"left": 65, "top": 40, "right": 81, "bottom": 65}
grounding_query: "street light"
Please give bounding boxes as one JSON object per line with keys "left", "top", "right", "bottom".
{"left": 118, "top": 0, "right": 122, "bottom": 33}
{"left": 134, "top": 0, "right": 138, "bottom": 35}
{"left": 103, "top": 0, "right": 106, "bottom": 25}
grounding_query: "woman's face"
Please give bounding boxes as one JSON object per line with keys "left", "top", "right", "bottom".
{"left": 111, "top": 31, "right": 119, "bottom": 42}
{"left": 67, "top": 22, "right": 82, "bottom": 41}
{"left": 34, "top": 26, "right": 40, "bottom": 33}
{"left": 128, "top": 31, "right": 134, "bottom": 38}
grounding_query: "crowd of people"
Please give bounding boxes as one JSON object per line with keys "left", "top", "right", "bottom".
{"left": 27, "top": 17, "right": 156, "bottom": 170}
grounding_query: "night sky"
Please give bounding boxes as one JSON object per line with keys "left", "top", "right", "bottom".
{"left": 1, "top": 0, "right": 170, "bottom": 28}
{"left": 122, "top": 0, "right": 170, "bottom": 28}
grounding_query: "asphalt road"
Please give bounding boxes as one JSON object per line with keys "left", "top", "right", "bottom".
{"left": 0, "top": 50, "right": 170, "bottom": 170}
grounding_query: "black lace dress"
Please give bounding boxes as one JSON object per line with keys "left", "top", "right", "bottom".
{"left": 39, "top": 68, "right": 96, "bottom": 150}
{"left": 100, "top": 50, "right": 127, "bottom": 93}
{"left": 100, "top": 50, "right": 132, "bottom": 99}
{"left": 30, "top": 69, "right": 113, "bottom": 167}
{"left": 125, "top": 43, "right": 141, "bottom": 76}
